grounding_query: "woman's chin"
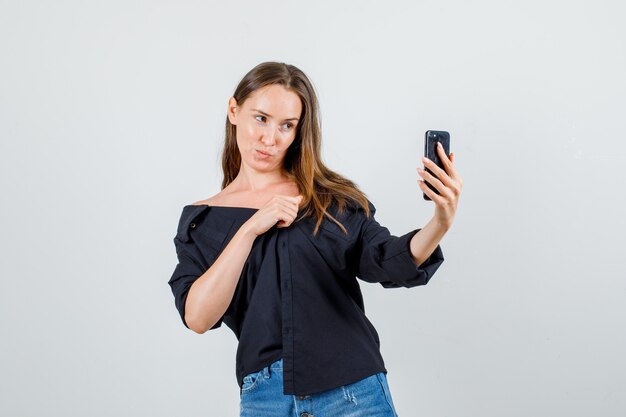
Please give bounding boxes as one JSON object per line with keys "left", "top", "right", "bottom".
{"left": 245, "top": 159, "right": 279, "bottom": 172}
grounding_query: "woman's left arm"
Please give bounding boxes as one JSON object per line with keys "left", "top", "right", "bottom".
{"left": 411, "top": 142, "right": 464, "bottom": 266}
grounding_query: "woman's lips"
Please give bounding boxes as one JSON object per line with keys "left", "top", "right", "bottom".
{"left": 256, "top": 150, "right": 271, "bottom": 158}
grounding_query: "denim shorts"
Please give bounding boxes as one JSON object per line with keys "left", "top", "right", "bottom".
{"left": 239, "top": 358, "right": 399, "bottom": 417}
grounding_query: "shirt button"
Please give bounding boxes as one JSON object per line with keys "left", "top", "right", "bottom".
{"left": 189, "top": 222, "right": 196, "bottom": 229}
{"left": 301, "top": 413, "right": 313, "bottom": 417}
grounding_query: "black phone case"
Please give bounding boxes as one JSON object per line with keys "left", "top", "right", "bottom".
{"left": 423, "top": 130, "right": 450, "bottom": 200}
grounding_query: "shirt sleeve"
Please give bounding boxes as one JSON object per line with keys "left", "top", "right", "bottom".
{"left": 354, "top": 203, "right": 445, "bottom": 288}
{"left": 168, "top": 233, "right": 224, "bottom": 331}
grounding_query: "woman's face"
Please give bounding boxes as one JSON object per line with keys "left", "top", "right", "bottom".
{"left": 228, "top": 84, "right": 302, "bottom": 174}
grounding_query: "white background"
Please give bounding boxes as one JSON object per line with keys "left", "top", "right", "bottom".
{"left": 1, "top": 1, "right": 625, "bottom": 416}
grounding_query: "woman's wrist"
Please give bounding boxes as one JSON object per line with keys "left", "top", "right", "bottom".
{"left": 237, "top": 221, "right": 259, "bottom": 240}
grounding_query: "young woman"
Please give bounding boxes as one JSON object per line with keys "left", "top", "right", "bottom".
{"left": 168, "top": 61, "right": 463, "bottom": 416}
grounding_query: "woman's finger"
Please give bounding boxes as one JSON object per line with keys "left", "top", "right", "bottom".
{"left": 273, "top": 196, "right": 300, "bottom": 218}
{"left": 436, "top": 144, "right": 462, "bottom": 181}
{"left": 419, "top": 157, "right": 454, "bottom": 192}
{"left": 435, "top": 142, "right": 453, "bottom": 173}
{"left": 423, "top": 148, "right": 462, "bottom": 190}
{"left": 448, "top": 152, "right": 463, "bottom": 189}
{"left": 417, "top": 167, "right": 452, "bottom": 199}
{"left": 421, "top": 153, "right": 454, "bottom": 187}
{"left": 417, "top": 178, "right": 445, "bottom": 205}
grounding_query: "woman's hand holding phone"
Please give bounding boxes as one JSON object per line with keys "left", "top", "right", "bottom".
{"left": 417, "top": 139, "right": 463, "bottom": 230}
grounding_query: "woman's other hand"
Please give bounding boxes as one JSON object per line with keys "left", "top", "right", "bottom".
{"left": 244, "top": 195, "right": 304, "bottom": 236}
{"left": 417, "top": 142, "right": 463, "bottom": 230}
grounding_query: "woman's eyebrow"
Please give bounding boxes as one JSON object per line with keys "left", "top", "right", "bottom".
{"left": 251, "top": 108, "right": 299, "bottom": 122}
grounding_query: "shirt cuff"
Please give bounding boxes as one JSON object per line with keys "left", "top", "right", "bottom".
{"left": 379, "top": 228, "right": 445, "bottom": 288}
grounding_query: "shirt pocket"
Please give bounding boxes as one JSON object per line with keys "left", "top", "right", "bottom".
{"left": 318, "top": 219, "right": 351, "bottom": 242}
{"left": 296, "top": 216, "right": 354, "bottom": 276}
{"left": 240, "top": 370, "right": 264, "bottom": 394}
{"left": 296, "top": 216, "right": 350, "bottom": 241}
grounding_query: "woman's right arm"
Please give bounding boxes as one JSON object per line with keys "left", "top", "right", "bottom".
{"left": 184, "top": 222, "right": 257, "bottom": 334}
{"left": 184, "top": 194, "right": 303, "bottom": 334}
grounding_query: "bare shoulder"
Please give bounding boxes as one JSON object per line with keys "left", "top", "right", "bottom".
{"left": 190, "top": 191, "right": 226, "bottom": 207}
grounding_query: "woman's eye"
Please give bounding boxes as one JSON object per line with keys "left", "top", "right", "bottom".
{"left": 283, "top": 123, "right": 293, "bottom": 130}
{"left": 255, "top": 115, "right": 266, "bottom": 123}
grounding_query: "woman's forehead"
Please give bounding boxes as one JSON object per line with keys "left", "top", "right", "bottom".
{"left": 245, "top": 85, "right": 302, "bottom": 118}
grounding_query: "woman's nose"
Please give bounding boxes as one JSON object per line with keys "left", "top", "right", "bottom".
{"left": 261, "top": 126, "right": 278, "bottom": 146}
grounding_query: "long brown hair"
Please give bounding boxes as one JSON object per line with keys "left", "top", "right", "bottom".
{"left": 221, "top": 61, "right": 372, "bottom": 236}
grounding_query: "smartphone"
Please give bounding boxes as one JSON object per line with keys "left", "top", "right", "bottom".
{"left": 423, "top": 130, "right": 451, "bottom": 200}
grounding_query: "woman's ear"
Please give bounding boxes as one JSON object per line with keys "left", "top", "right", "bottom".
{"left": 227, "top": 97, "right": 238, "bottom": 125}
